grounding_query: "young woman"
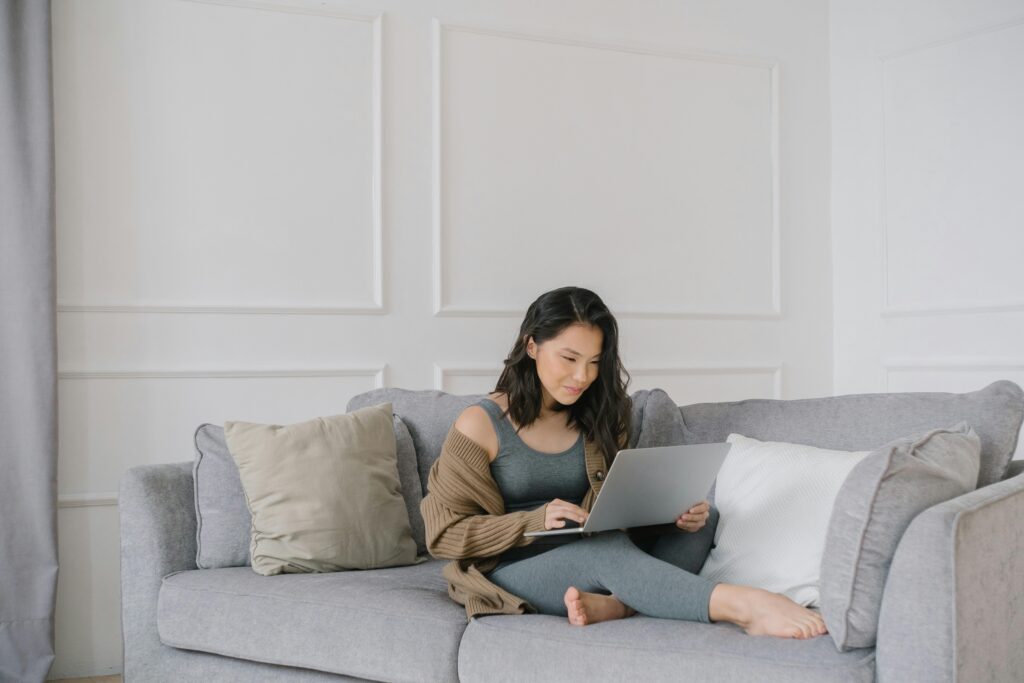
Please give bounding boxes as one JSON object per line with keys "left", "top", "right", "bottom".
{"left": 420, "top": 286, "right": 826, "bottom": 639}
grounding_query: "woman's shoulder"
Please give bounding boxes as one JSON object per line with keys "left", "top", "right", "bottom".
{"left": 452, "top": 397, "right": 501, "bottom": 462}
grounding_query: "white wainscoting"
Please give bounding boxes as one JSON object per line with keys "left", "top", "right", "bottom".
{"left": 832, "top": 0, "right": 1024, "bottom": 397}
{"left": 879, "top": 17, "right": 1024, "bottom": 316}
{"left": 57, "top": 367, "right": 384, "bottom": 506}
{"left": 883, "top": 360, "right": 1024, "bottom": 393}
{"left": 434, "top": 363, "right": 781, "bottom": 403}
{"left": 54, "top": 0, "right": 383, "bottom": 314}
{"left": 432, "top": 20, "right": 780, "bottom": 319}
{"left": 53, "top": 505, "right": 123, "bottom": 679}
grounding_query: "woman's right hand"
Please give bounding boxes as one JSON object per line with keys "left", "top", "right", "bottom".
{"left": 544, "top": 498, "right": 588, "bottom": 530}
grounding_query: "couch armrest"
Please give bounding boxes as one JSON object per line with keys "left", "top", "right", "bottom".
{"left": 119, "top": 462, "right": 198, "bottom": 676}
{"left": 875, "top": 472, "right": 1024, "bottom": 682}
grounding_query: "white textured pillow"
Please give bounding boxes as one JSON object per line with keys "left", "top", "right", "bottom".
{"left": 698, "top": 434, "right": 871, "bottom": 606}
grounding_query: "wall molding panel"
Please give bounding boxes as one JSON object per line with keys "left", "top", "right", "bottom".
{"left": 629, "top": 364, "right": 783, "bottom": 400}
{"left": 59, "top": 492, "right": 120, "bottom": 509}
{"left": 882, "top": 359, "right": 1024, "bottom": 391}
{"left": 431, "top": 19, "right": 782, "bottom": 320}
{"left": 57, "top": 366, "right": 387, "bottom": 508}
{"left": 58, "top": 368, "right": 387, "bottom": 383}
{"left": 878, "top": 16, "right": 1024, "bottom": 318}
{"left": 56, "top": 1, "right": 384, "bottom": 316}
{"left": 434, "top": 362, "right": 782, "bottom": 399}
{"left": 433, "top": 363, "right": 504, "bottom": 391}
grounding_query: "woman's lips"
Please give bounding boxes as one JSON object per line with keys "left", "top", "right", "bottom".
{"left": 564, "top": 386, "right": 582, "bottom": 395}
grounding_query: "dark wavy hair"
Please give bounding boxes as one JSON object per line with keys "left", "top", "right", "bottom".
{"left": 493, "top": 286, "right": 632, "bottom": 465}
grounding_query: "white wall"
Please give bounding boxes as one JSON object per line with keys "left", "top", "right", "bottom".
{"left": 830, "top": 0, "right": 1024, "bottom": 408}
{"left": 51, "top": 0, "right": 830, "bottom": 676}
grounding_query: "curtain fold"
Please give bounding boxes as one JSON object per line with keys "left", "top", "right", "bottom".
{"left": 0, "top": 1, "right": 59, "bottom": 682}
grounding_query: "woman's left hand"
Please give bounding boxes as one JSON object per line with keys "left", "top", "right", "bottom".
{"left": 676, "top": 500, "right": 711, "bottom": 533}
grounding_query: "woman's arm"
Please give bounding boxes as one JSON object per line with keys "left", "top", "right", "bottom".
{"left": 420, "top": 426, "right": 548, "bottom": 560}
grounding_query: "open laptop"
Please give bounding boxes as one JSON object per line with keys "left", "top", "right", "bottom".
{"left": 524, "top": 442, "right": 731, "bottom": 537}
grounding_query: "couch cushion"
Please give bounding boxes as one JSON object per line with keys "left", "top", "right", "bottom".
{"left": 224, "top": 403, "right": 420, "bottom": 574}
{"left": 458, "top": 614, "right": 874, "bottom": 683}
{"left": 193, "top": 413, "right": 426, "bottom": 569}
{"left": 676, "top": 380, "right": 1023, "bottom": 488}
{"left": 157, "top": 559, "right": 463, "bottom": 683}
{"left": 820, "top": 422, "right": 980, "bottom": 651}
{"left": 698, "top": 434, "right": 871, "bottom": 606}
{"left": 345, "top": 388, "right": 658, "bottom": 493}
{"left": 193, "top": 423, "right": 251, "bottom": 569}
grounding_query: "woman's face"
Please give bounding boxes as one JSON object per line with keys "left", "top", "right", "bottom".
{"left": 526, "top": 323, "right": 604, "bottom": 411}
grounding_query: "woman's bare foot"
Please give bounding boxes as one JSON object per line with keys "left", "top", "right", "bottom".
{"left": 709, "top": 584, "right": 827, "bottom": 639}
{"left": 563, "top": 586, "right": 637, "bottom": 626}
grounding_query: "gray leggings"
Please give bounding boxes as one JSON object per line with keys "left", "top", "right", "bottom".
{"left": 487, "top": 507, "right": 720, "bottom": 622}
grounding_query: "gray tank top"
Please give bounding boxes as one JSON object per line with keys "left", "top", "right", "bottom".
{"left": 477, "top": 398, "right": 589, "bottom": 564}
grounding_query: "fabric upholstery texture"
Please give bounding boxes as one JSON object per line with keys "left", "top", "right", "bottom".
{"left": 698, "top": 434, "right": 871, "bottom": 605}
{"left": 458, "top": 614, "right": 875, "bottom": 683}
{"left": 193, "top": 423, "right": 251, "bottom": 569}
{"left": 157, "top": 560, "right": 463, "bottom": 683}
{"left": 0, "top": 3, "right": 58, "bottom": 679}
{"left": 1004, "top": 459, "right": 1024, "bottom": 480}
{"left": 224, "top": 403, "right": 420, "bottom": 574}
{"left": 875, "top": 468, "right": 1024, "bottom": 683}
{"left": 820, "top": 422, "right": 981, "bottom": 651}
{"left": 676, "top": 380, "right": 1023, "bottom": 487}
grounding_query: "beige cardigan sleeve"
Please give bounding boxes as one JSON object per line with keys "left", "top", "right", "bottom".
{"left": 420, "top": 425, "right": 549, "bottom": 560}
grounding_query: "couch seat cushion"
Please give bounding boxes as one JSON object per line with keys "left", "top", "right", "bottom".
{"left": 458, "top": 614, "right": 875, "bottom": 683}
{"left": 157, "top": 559, "right": 463, "bottom": 683}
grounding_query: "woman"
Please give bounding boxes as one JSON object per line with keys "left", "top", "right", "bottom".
{"left": 420, "top": 286, "right": 826, "bottom": 639}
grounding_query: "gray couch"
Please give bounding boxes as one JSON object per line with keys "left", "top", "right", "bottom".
{"left": 120, "top": 381, "right": 1024, "bottom": 682}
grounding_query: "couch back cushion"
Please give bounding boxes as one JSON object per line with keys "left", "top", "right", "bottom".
{"left": 345, "top": 388, "right": 669, "bottom": 493}
{"left": 673, "top": 380, "right": 1023, "bottom": 488}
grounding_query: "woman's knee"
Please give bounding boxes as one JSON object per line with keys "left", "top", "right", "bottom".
{"left": 578, "top": 529, "right": 638, "bottom": 561}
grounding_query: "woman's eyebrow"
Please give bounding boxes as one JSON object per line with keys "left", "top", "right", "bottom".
{"left": 559, "top": 347, "right": 600, "bottom": 359}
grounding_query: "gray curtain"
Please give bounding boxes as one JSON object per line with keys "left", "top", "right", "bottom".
{"left": 0, "top": 1, "right": 58, "bottom": 682}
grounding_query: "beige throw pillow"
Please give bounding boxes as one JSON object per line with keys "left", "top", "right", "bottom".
{"left": 224, "top": 402, "right": 421, "bottom": 575}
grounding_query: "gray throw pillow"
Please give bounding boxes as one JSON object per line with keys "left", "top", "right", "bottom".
{"left": 193, "top": 422, "right": 251, "bottom": 569}
{"left": 819, "top": 421, "right": 981, "bottom": 651}
{"left": 193, "top": 411, "right": 425, "bottom": 569}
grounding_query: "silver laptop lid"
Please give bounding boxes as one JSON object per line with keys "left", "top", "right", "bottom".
{"left": 524, "top": 442, "right": 730, "bottom": 537}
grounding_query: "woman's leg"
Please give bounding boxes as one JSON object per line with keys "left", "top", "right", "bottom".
{"left": 488, "top": 517, "right": 828, "bottom": 638}
{"left": 628, "top": 505, "right": 719, "bottom": 574}
{"left": 627, "top": 507, "right": 827, "bottom": 638}
{"left": 487, "top": 530, "right": 718, "bottom": 623}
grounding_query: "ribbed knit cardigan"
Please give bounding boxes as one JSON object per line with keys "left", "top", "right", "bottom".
{"left": 420, "top": 424, "right": 614, "bottom": 621}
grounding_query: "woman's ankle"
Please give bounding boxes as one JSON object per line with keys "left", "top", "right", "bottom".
{"left": 609, "top": 594, "right": 637, "bottom": 618}
{"left": 708, "top": 583, "right": 750, "bottom": 626}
